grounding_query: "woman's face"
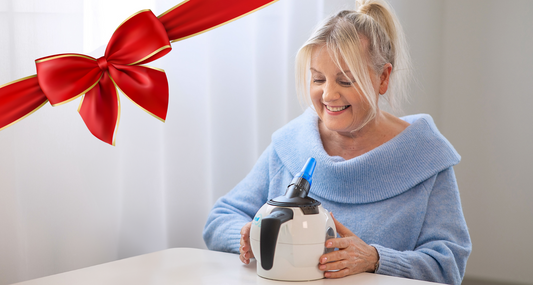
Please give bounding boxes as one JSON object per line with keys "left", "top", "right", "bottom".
{"left": 309, "top": 46, "right": 387, "bottom": 136}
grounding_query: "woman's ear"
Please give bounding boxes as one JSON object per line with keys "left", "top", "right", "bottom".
{"left": 379, "top": 63, "right": 392, "bottom": 95}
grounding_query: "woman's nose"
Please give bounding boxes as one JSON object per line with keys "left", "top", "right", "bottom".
{"left": 322, "top": 82, "right": 340, "bottom": 102}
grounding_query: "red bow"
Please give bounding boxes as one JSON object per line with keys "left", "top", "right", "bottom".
{"left": 36, "top": 10, "right": 171, "bottom": 145}
{"left": 0, "top": 0, "right": 279, "bottom": 145}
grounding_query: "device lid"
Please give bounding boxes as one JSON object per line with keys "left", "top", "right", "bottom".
{"left": 267, "top": 158, "right": 320, "bottom": 208}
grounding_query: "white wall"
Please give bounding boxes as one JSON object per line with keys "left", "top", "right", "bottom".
{"left": 392, "top": 0, "right": 533, "bottom": 284}
{"left": 440, "top": 1, "right": 533, "bottom": 284}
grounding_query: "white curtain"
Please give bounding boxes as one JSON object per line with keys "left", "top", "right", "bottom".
{"left": 0, "top": 0, "right": 354, "bottom": 284}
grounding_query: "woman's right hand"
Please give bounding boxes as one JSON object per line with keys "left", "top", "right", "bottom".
{"left": 239, "top": 222, "right": 254, "bottom": 264}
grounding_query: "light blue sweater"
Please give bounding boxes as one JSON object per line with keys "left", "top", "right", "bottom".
{"left": 203, "top": 109, "right": 471, "bottom": 285}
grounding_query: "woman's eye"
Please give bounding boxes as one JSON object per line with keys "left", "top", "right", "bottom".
{"left": 313, "top": 79, "right": 325, "bottom": 84}
{"left": 340, "top": 81, "right": 353, "bottom": 86}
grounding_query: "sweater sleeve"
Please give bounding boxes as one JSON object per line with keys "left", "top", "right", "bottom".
{"left": 203, "top": 145, "right": 273, "bottom": 254}
{"left": 371, "top": 167, "right": 472, "bottom": 285}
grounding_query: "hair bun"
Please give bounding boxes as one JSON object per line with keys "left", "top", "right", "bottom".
{"left": 356, "top": 0, "right": 375, "bottom": 15}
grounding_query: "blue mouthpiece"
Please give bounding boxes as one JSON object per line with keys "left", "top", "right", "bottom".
{"left": 269, "top": 157, "right": 318, "bottom": 204}
{"left": 296, "top": 157, "right": 316, "bottom": 185}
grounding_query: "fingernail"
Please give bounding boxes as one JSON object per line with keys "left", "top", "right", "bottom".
{"left": 322, "top": 257, "right": 327, "bottom": 263}
{"left": 319, "top": 265, "right": 326, "bottom": 270}
{"left": 327, "top": 241, "right": 333, "bottom": 247}
{"left": 325, "top": 272, "right": 330, "bottom": 278}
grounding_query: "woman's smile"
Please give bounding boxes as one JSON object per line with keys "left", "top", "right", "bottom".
{"left": 324, "top": 104, "right": 351, "bottom": 114}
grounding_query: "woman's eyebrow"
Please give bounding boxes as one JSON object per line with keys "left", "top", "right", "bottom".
{"left": 337, "top": 70, "right": 352, "bottom": 76}
{"left": 310, "top": 68, "right": 352, "bottom": 75}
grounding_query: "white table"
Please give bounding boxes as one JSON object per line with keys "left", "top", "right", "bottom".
{"left": 11, "top": 248, "right": 442, "bottom": 285}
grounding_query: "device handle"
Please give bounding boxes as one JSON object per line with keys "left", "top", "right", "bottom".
{"left": 260, "top": 207, "right": 293, "bottom": 270}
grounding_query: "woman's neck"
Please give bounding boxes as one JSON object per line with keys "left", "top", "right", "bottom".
{"left": 318, "top": 111, "right": 410, "bottom": 160}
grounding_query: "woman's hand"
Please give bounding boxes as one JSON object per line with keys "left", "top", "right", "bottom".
{"left": 239, "top": 222, "right": 254, "bottom": 264}
{"left": 318, "top": 214, "right": 379, "bottom": 278}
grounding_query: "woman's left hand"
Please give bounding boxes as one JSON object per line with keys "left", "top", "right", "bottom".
{"left": 318, "top": 214, "right": 379, "bottom": 278}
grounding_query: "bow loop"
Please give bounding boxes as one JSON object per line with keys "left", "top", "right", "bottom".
{"left": 105, "top": 10, "right": 172, "bottom": 65}
{"left": 35, "top": 54, "right": 103, "bottom": 106}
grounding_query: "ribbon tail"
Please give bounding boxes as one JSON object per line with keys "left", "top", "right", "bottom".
{"left": 0, "top": 75, "right": 49, "bottom": 131}
{"left": 158, "top": 0, "right": 279, "bottom": 42}
{"left": 78, "top": 74, "right": 120, "bottom": 145}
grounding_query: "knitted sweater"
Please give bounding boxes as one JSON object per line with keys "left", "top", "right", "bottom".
{"left": 203, "top": 109, "right": 471, "bottom": 285}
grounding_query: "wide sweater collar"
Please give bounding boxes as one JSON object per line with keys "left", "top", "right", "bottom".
{"left": 271, "top": 109, "right": 461, "bottom": 204}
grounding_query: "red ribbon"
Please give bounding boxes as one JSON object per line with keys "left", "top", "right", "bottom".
{"left": 160, "top": 0, "right": 280, "bottom": 42}
{"left": 0, "top": 0, "right": 279, "bottom": 145}
{"left": 0, "top": 76, "right": 48, "bottom": 131}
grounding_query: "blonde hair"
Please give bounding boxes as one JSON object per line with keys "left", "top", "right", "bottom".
{"left": 296, "top": 0, "right": 411, "bottom": 127}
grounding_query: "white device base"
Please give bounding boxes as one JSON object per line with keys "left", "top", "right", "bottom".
{"left": 255, "top": 243, "right": 324, "bottom": 281}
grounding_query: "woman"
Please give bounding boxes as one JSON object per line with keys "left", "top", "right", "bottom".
{"left": 203, "top": 0, "right": 471, "bottom": 284}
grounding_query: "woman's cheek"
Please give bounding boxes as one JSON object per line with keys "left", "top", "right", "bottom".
{"left": 310, "top": 88, "right": 323, "bottom": 107}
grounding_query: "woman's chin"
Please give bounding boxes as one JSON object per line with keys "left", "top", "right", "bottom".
{"left": 321, "top": 121, "right": 353, "bottom": 134}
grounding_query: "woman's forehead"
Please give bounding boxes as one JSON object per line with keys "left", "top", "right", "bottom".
{"left": 310, "top": 36, "right": 370, "bottom": 69}
{"left": 310, "top": 45, "right": 350, "bottom": 72}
